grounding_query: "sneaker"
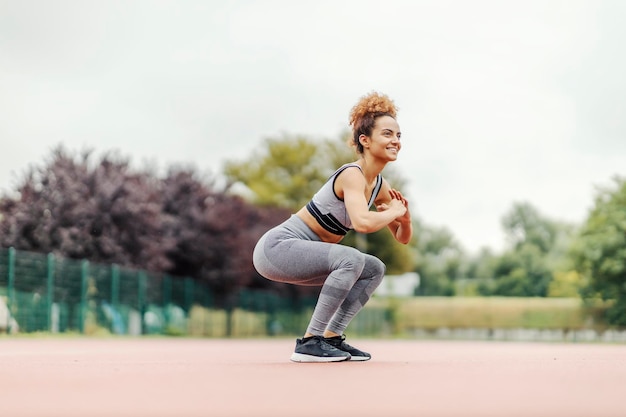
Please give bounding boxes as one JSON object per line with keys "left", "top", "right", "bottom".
{"left": 324, "top": 335, "right": 371, "bottom": 361}
{"left": 290, "top": 336, "right": 351, "bottom": 363}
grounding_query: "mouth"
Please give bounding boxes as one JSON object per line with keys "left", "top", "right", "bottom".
{"left": 386, "top": 147, "right": 399, "bottom": 154}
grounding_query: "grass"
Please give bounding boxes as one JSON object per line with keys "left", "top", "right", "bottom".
{"left": 367, "top": 296, "right": 606, "bottom": 333}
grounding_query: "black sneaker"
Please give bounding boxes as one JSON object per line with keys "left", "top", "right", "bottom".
{"left": 290, "top": 336, "right": 351, "bottom": 363}
{"left": 324, "top": 335, "right": 371, "bottom": 361}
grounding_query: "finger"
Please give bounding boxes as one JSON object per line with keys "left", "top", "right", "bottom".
{"left": 391, "top": 189, "right": 407, "bottom": 204}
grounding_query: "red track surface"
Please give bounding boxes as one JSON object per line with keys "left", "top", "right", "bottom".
{"left": 0, "top": 338, "right": 624, "bottom": 417}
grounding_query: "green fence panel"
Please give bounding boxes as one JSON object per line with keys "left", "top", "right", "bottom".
{"left": 0, "top": 247, "right": 390, "bottom": 338}
{"left": 46, "top": 254, "right": 55, "bottom": 332}
{"left": 10, "top": 249, "right": 48, "bottom": 332}
{"left": 53, "top": 256, "right": 84, "bottom": 332}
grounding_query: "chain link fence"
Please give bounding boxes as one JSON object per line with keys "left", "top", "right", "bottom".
{"left": 0, "top": 247, "right": 388, "bottom": 337}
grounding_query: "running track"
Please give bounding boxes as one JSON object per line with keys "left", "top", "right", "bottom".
{"left": 0, "top": 338, "right": 624, "bottom": 416}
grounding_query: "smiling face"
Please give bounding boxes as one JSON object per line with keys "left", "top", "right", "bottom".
{"left": 359, "top": 115, "right": 402, "bottom": 161}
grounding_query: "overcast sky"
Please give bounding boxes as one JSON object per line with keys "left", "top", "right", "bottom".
{"left": 1, "top": 0, "right": 625, "bottom": 254}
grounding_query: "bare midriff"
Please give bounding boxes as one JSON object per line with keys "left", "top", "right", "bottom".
{"left": 295, "top": 207, "right": 345, "bottom": 244}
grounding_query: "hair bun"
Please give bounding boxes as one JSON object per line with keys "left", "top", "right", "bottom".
{"left": 349, "top": 91, "right": 397, "bottom": 127}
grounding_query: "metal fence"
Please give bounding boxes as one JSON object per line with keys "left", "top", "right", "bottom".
{"left": 0, "top": 247, "right": 388, "bottom": 337}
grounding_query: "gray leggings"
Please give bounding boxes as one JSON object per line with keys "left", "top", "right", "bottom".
{"left": 252, "top": 215, "right": 385, "bottom": 336}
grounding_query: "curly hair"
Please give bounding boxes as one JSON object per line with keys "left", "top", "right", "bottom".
{"left": 348, "top": 92, "right": 398, "bottom": 154}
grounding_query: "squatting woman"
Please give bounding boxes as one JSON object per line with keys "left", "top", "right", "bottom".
{"left": 253, "top": 92, "right": 412, "bottom": 362}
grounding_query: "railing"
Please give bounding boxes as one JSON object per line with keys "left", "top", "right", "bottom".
{"left": 0, "top": 247, "right": 388, "bottom": 337}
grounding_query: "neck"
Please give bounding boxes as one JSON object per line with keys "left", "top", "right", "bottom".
{"left": 356, "top": 155, "right": 387, "bottom": 183}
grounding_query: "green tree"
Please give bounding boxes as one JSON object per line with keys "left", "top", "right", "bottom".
{"left": 223, "top": 134, "right": 328, "bottom": 211}
{"left": 574, "top": 177, "right": 626, "bottom": 326}
{"left": 465, "top": 248, "right": 498, "bottom": 295}
{"left": 502, "top": 202, "right": 558, "bottom": 252}
{"left": 491, "top": 245, "right": 551, "bottom": 297}
{"left": 414, "top": 222, "right": 464, "bottom": 296}
{"left": 463, "top": 202, "right": 577, "bottom": 297}
{"left": 488, "top": 202, "right": 575, "bottom": 297}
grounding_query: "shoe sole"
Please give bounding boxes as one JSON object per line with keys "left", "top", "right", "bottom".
{"left": 290, "top": 352, "right": 351, "bottom": 363}
{"left": 348, "top": 355, "right": 371, "bottom": 361}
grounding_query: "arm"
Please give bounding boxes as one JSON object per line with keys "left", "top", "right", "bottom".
{"left": 339, "top": 168, "right": 407, "bottom": 234}
{"left": 375, "top": 181, "right": 413, "bottom": 245}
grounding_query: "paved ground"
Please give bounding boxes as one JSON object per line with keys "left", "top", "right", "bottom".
{"left": 0, "top": 338, "right": 624, "bottom": 416}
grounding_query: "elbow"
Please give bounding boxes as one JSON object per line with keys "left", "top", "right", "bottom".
{"left": 353, "top": 224, "right": 375, "bottom": 234}
{"left": 397, "top": 236, "right": 411, "bottom": 245}
{"left": 351, "top": 218, "right": 377, "bottom": 234}
{"left": 396, "top": 222, "right": 413, "bottom": 245}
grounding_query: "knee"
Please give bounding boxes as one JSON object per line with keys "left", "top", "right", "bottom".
{"left": 368, "top": 256, "right": 386, "bottom": 282}
{"left": 330, "top": 246, "right": 366, "bottom": 275}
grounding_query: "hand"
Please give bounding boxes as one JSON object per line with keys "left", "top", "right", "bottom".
{"left": 376, "top": 189, "right": 409, "bottom": 219}
{"left": 388, "top": 189, "right": 410, "bottom": 223}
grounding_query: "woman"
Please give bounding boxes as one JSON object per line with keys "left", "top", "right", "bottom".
{"left": 253, "top": 92, "right": 412, "bottom": 362}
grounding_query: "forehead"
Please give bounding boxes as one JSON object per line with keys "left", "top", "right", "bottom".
{"left": 374, "top": 115, "right": 400, "bottom": 132}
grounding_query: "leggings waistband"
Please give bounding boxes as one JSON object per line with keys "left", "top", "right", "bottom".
{"left": 280, "top": 215, "right": 322, "bottom": 242}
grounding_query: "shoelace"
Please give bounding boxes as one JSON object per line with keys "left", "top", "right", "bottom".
{"left": 312, "top": 335, "right": 343, "bottom": 351}
{"left": 327, "top": 335, "right": 352, "bottom": 349}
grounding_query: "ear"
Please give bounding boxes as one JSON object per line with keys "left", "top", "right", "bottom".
{"left": 358, "top": 134, "right": 370, "bottom": 149}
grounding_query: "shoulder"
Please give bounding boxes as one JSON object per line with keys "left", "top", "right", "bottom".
{"left": 333, "top": 163, "right": 363, "bottom": 176}
{"left": 335, "top": 164, "right": 365, "bottom": 184}
{"left": 333, "top": 165, "right": 366, "bottom": 199}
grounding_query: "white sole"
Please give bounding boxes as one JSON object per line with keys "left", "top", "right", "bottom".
{"left": 348, "top": 355, "right": 371, "bottom": 361}
{"left": 290, "top": 352, "right": 351, "bottom": 363}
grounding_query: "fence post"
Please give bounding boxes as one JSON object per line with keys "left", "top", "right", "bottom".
{"left": 163, "top": 275, "right": 171, "bottom": 330}
{"left": 46, "top": 253, "right": 55, "bottom": 332}
{"left": 184, "top": 277, "right": 194, "bottom": 312}
{"left": 79, "top": 260, "right": 89, "bottom": 334}
{"left": 7, "top": 247, "right": 15, "bottom": 332}
{"left": 111, "top": 265, "right": 120, "bottom": 312}
{"left": 110, "top": 264, "right": 120, "bottom": 334}
{"left": 138, "top": 271, "right": 146, "bottom": 334}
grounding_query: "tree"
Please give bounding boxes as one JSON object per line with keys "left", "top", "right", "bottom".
{"left": 223, "top": 134, "right": 328, "bottom": 211}
{"left": 486, "top": 202, "right": 576, "bottom": 297}
{"left": 0, "top": 147, "right": 293, "bottom": 303}
{"left": 162, "top": 168, "right": 295, "bottom": 301}
{"left": 466, "top": 248, "right": 499, "bottom": 296}
{"left": 0, "top": 146, "right": 173, "bottom": 271}
{"left": 413, "top": 221, "right": 465, "bottom": 296}
{"left": 490, "top": 245, "right": 551, "bottom": 297}
{"left": 574, "top": 177, "right": 626, "bottom": 326}
{"left": 502, "top": 202, "right": 558, "bottom": 253}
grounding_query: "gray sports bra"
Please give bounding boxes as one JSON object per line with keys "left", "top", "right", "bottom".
{"left": 306, "top": 163, "right": 383, "bottom": 235}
